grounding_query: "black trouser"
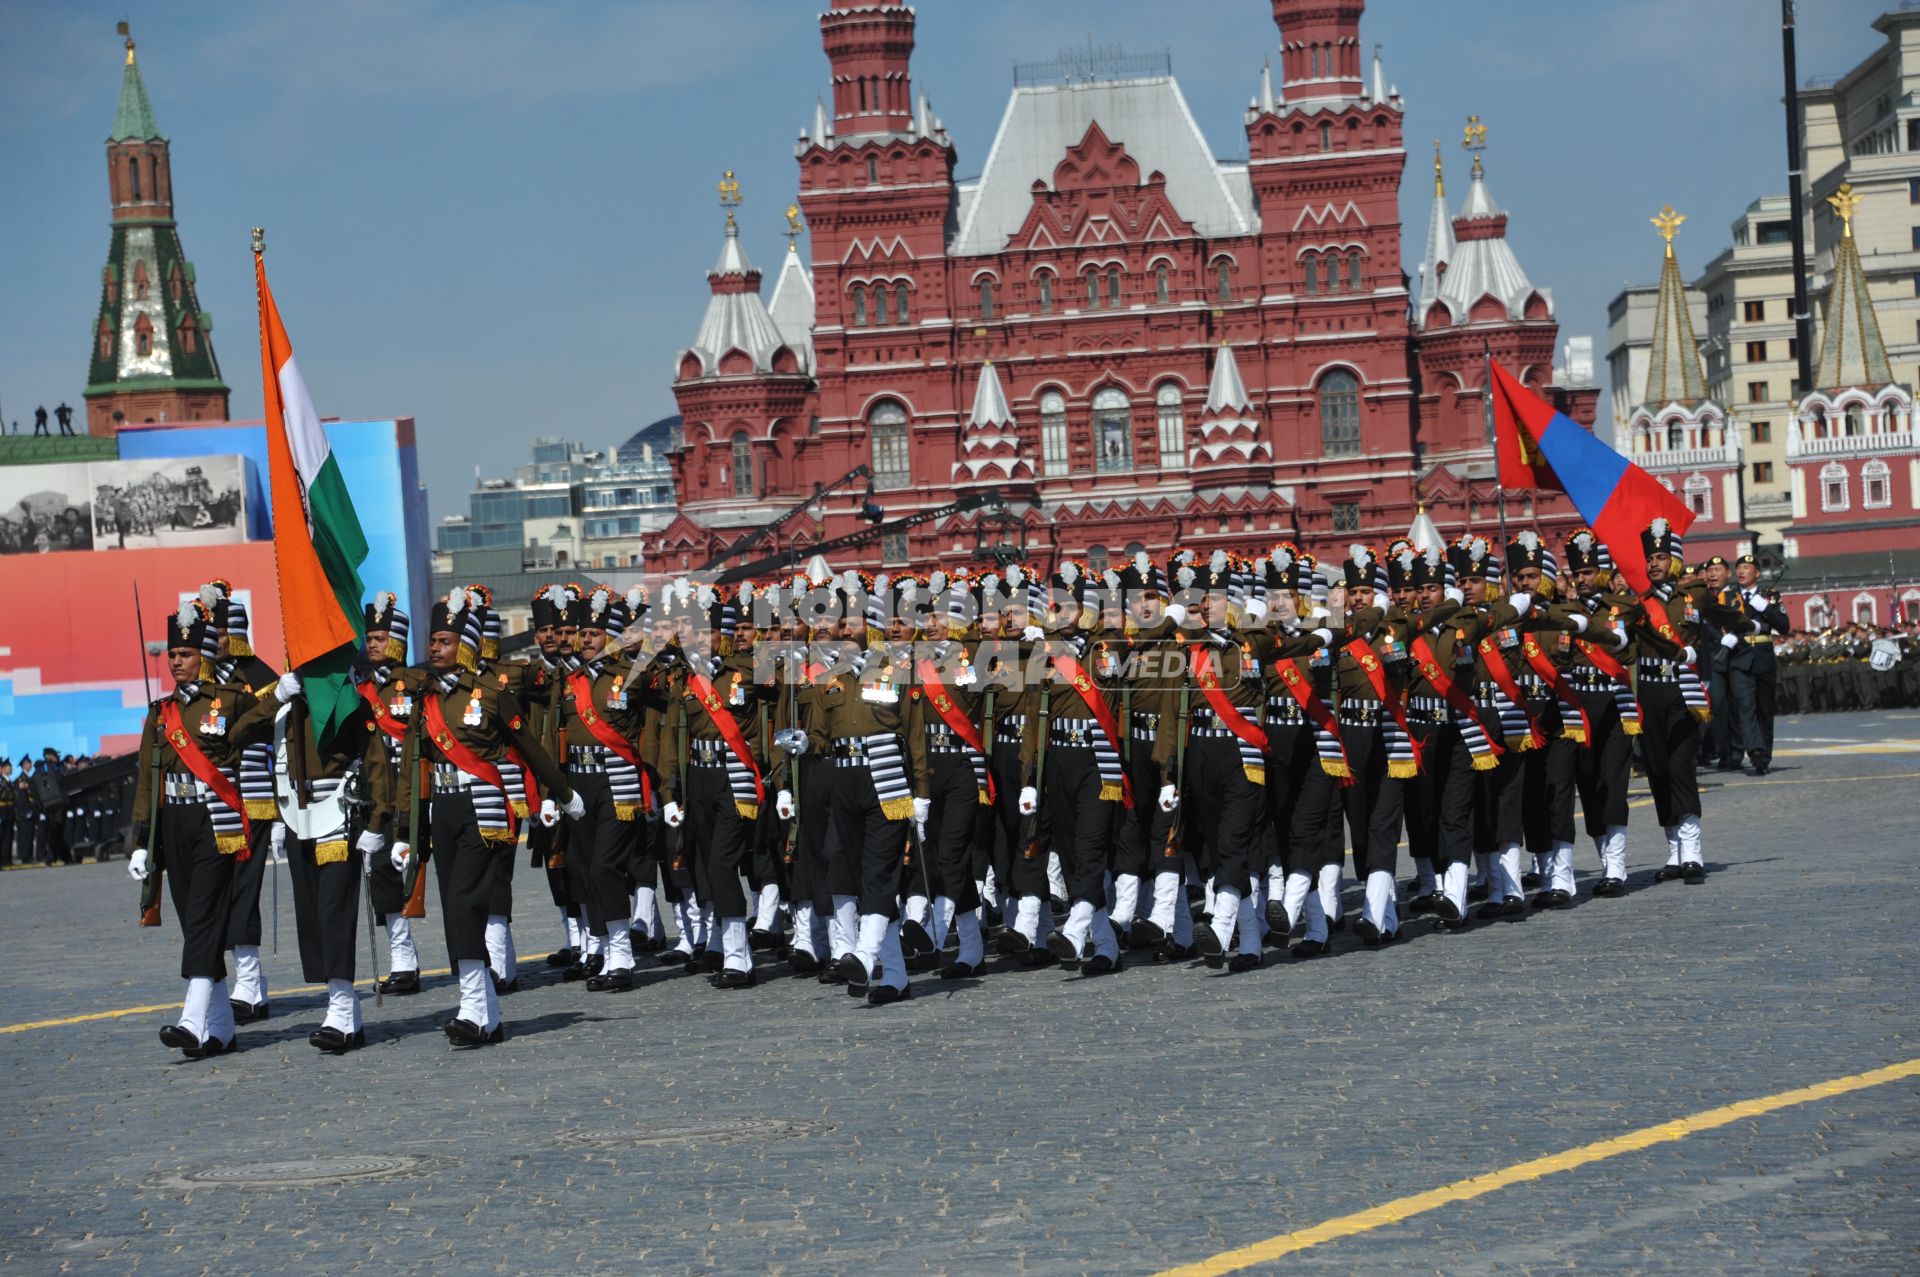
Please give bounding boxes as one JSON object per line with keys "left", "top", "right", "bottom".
{"left": 1706, "top": 650, "right": 1736, "bottom": 763}
{"left": 1572, "top": 688, "right": 1631, "bottom": 835}
{"left": 1336, "top": 719, "right": 1406, "bottom": 880}
{"left": 988, "top": 739, "right": 1050, "bottom": 901}
{"left": 925, "top": 752, "right": 983, "bottom": 912}
{"left": 368, "top": 802, "right": 427, "bottom": 925}
{"left": 160, "top": 805, "right": 233, "bottom": 980}
{"left": 527, "top": 822, "right": 576, "bottom": 911}
{"left": 287, "top": 837, "right": 361, "bottom": 983}
{"left": 686, "top": 762, "right": 751, "bottom": 918}
{"left": 831, "top": 768, "right": 907, "bottom": 919}
{"left": 485, "top": 820, "right": 515, "bottom": 922}
{"left": 1042, "top": 745, "right": 1115, "bottom": 908}
{"left": 1638, "top": 679, "right": 1702, "bottom": 825}
{"left": 1730, "top": 651, "right": 1778, "bottom": 765}
{"left": 792, "top": 755, "right": 834, "bottom": 913}
{"left": 1185, "top": 736, "right": 1265, "bottom": 895}
{"left": 1268, "top": 722, "right": 1342, "bottom": 876}
{"left": 0, "top": 810, "right": 13, "bottom": 864}
{"left": 224, "top": 816, "right": 274, "bottom": 948}
{"left": 1404, "top": 721, "right": 1476, "bottom": 872}
{"left": 747, "top": 794, "right": 784, "bottom": 901}
{"left": 1521, "top": 732, "right": 1577, "bottom": 851}
{"left": 1115, "top": 738, "right": 1175, "bottom": 882}
{"left": 1474, "top": 748, "right": 1526, "bottom": 851}
{"left": 429, "top": 791, "right": 498, "bottom": 964}
{"left": 562, "top": 773, "right": 636, "bottom": 933}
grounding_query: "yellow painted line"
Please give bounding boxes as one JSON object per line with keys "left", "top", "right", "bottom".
{"left": 1777, "top": 741, "right": 1920, "bottom": 756}
{"left": 1157, "top": 1057, "right": 1920, "bottom": 1277}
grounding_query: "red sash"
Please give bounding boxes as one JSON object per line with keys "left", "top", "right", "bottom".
{"left": 158, "top": 699, "right": 254, "bottom": 859}
{"left": 359, "top": 681, "right": 408, "bottom": 743}
{"left": 1047, "top": 651, "right": 1134, "bottom": 808}
{"left": 1343, "top": 639, "right": 1422, "bottom": 772}
{"left": 1274, "top": 659, "right": 1354, "bottom": 785}
{"left": 1188, "top": 642, "right": 1271, "bottom": 757}
{"left": 420, "top": 691, "right": 517, "bottom": 837}
{"left": 1409, "top": 635, "right": 1504, "bottom": 763}
{"left": 565, "top": 670, "right": 655, "bottom": 811}
{"left": 1638, "top": 594, "right": 1692, "bottom": 665}
{"left": 1476, "top": 636, "right": 1546, "bottom": 750}
{"left": 1520, "top": 633, "right": 1593, "bottom": 744}
{"left": 684, "top": 670, "right": 766, "bottom": 807}
{"left": 1573, "top": 636, "right": 1643, "bottom": 733}
{"left": 917, "top": 658, "right": 995, "bottom": 801}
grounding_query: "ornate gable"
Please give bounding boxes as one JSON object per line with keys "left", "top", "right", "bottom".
{"left": 1007, "top": 122, "right": 1199, "bottom": 253}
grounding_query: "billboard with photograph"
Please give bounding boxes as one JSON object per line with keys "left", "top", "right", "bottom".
{"left": 0, "top": 462, "right": 93, "bottom": 555}
{"left": 87, "top": 454, "right": 249, "bottom": 551}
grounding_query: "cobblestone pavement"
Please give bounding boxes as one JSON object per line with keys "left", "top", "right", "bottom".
{"left": 1, "top": 710, "right": 1916, "bottom": 1275}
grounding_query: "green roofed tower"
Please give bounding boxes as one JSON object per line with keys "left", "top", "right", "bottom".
{"left": 83, "top": 26, "right": 229, "bottom": 436}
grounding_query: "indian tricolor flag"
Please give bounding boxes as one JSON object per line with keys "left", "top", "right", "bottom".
{"left": 255, "top": 246, "right": 370, "bottom": 746}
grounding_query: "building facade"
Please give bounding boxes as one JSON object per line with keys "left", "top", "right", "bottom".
{"left": 82, "top": 32, "right": 230, "bottom": 436}
{"left": 651, "top": 0, "right": 1597, "bottom": 577}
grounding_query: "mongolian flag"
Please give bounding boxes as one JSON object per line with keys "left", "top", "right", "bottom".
{"left": 255, "top": 241, "right": 370, "bottom": 747}
{"left": 1488, "top": 362, "right": 1692, "bottom": 595}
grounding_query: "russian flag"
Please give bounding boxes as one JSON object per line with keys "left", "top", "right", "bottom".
{"left": 1488, "top": 363, "right": 1693, "bottom": 595}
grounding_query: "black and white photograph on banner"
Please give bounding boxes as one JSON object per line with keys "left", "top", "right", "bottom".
{"left": 0, "top": 461, "right": 93, "bottom": 555}
{"left": 88, "top": 455, "right": 247, "bottom": 550}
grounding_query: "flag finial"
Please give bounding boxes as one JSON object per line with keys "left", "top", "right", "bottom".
{"left": 1433, "top": 139, "right": 1444, "bottom": 197}
{"left": 718, "top": 169, "right": 742, "bottom": 231}
{"left": 784, "top": 202, "right": 803, "bottom": 252}
{"left": 117, "top": 20, "right": 135, "bottom": 64}
{"left": 1651, "top": 205, "right": 1685, "bottom": 258}
{"left": 1827, "top": 183, "right": 1861, "bottom": 239}
{"left": 1462, "top": 114, "right": 1487, "bottom": 179}
{"left": 251, "top": 226, "right": 264, "bottom": 257}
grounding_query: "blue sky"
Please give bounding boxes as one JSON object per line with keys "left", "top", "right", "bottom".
{"left": 0, "top": 0, "right": 1882, "bottom": 522}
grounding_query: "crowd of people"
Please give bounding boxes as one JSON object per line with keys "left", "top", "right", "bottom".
{"left": 129, "top": 519, "right": 1811, "bottom": 1059}
{"left": 0, "top": 749, "right": 123, "bottom": 868}
{"left": 1773, "top": 623, "right": 1920, "bottom": 715}
{"left": 0, "top": 503, "right": 92, "bottom": 555}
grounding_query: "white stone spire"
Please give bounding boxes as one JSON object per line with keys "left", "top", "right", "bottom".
{"left": 1416, "top": 141, "right": 1455, "bottom": 317}
{"left": 1204, "top": 341, "right": 1253, "bottom": 414}
{"left": 952, "top": 361, "right": 1030, "bottom": 483}
{"left": 967, "top": 358, "right": 1014, "bottom": 427}
{"left": 1370, "top": 45, "right": 1387, "bottom": 105}
{"left": 812, "top": 96, "right": 832, "bottom": 144}
{"left": 1259, "top": 60, "right": 1276, "bottom": 114}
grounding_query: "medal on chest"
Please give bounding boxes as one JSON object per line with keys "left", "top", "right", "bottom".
{"left": 462, "top": 694, "right": 485, "bottom": 727}
{"left": 1497, "top": 627, "right": 1520, "bottom": 650}
{"left": 1238, "top": 641, "right": 1260, "bottom": 679}
{"left": 199, "top": 696, "right": 227, "bottom": 737}
{"left": 389, "top": 692, "right": 412, "bottom": 719}
{"left": 862, "top": 668, "right": 900, "bottom": 705}
{"left": 606, "top": 674, "right": 627, "bottom": 710}
{"left": 727, "top": 672, "right": 747, "bottom": 707}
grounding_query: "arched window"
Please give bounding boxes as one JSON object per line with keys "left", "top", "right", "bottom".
{"left": 1683, "top": 473, "right": 1712, "bottom": 518}
{"left": 873, "top": 284, "right": 889, "bottom": 325}
{"left": 1844, "top": 403, "right": 1866, "bottom": 435}
{"left": 1805, "top": 597, "right": 1832, "bottom": 630}
{"left": 1667, "top": 421, "right": 1686, "bottom": 451}
{"left": 177, "top": 314, "right": 198, "bottom": 355}
{"left": 1093, "top": 387, "right": 1133, "bottom": 473}
{"left": 731, "top": 432, "right": 754, "bottom": 497}
{"left": 129, "top": 156, "right": 141, "bottom": 201}
{"left": 1106, "top": 267, "right": 1122, "bottom": 307}
{"left": 867, "top": 155, "right": 879, "bottom": 184}
{"left": 868, "top": 400, "right": 911, "bottom": 490}
{"left": 1155, "top": 264, "right": 1170, "bottom": 304}
{"left": 1863, "top": 458, "right": 1892, "bottom": 508}
{"left": 1348, "top": 252, "right": 1362, "bottom": 291}
{"left": 1304, "top": 254, "right": 1319, "bottom": 295}
{"left": 1319, "top": 369, "right": 1361, "bottom": 456}
{"left": 96, "top": 319, "right": 112, "bottom": 360}
{"left": 1040, "top": 391, "right": 1069, "bottom": 476}
{"left": 132, "top": 259, "right": 149, "bottom": 301}
{"left": 852, "top": 285, "right": 867, "bottom": 327}
{"left": 895, "top": 283, "right": 910, "bottom": 324}
{"left": 168, "top": 263, "right": 183, "bottom": 301}
{"left": 1310, "top": 45, "right": 1320, "bottom": 77}
{"left": 1085, "top": 271, "right": 1100, "bottom": 308}
{"left": 1852, "top": 591, "right": 1877, "bottom": 625}
{"left": 1820, "top": 460, "right": 1849, "bottom": 512}
{"left": 1156, "top": 382, "right": 1185, "bottom": 468}
{"left": 1319, "top": 121, "right": 1333, "bottom": 152}
{"left": 1087, "top": 545, "right": 1110, "bottom": 573}
{"left": 1215, "top": 260, "right": 1233, "bottom": 302}
{"left": 133, "top": 313, "right": 153, "bottom": 358}
{"left": 978, "top": 277, "right": 995, "bottom": 318}
{"left": 1037, "top": 270, "right": 1054, "bottom": 313}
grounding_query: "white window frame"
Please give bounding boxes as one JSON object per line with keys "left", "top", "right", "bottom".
{"left": 1863, "top": 459, "right": 1892, "bottom": 509}
{"left": 1820, "top": 460, "right": 1849, "bottom": 512}
{"left": 1040, "top": 391, "right": 1069, "bottom": 477}
{"left": 1155, "top": 382, "right": 1185, "bottom": 469}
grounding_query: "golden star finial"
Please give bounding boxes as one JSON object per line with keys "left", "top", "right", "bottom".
{"left": 1827, "top": 183, "right": 1862, "bottom": 238}
{"left": 784, "top": 202, "right": 804, "bottom": 251}
{"left": 718, "top": 170, "right": 742, "bottom": 229}
{"left": 1652, "top": 205, "right": 1685, "bottom": 257}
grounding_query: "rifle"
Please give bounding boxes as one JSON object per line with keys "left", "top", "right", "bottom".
{"left": 399, "top": 695, "right": 424, "bottom": 906}
{"left": 1161, "top": 673, "right": 1191, "bottom": 868}
{"left": 782, "top": 643, "right": 801, "bottom": 866}
{"left": 671, "top": 665, "right": 690, "bottom": 873}
{"left": 134, "top": 582, "right": 164, "bottom": 925}
{"left": 1019, "top": 673, "right": 1051, "bottom": 866}
{"left": 530, "top": 667, "right": 567, "bottom": 871}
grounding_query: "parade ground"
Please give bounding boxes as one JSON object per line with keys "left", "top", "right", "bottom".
{"left": 1, "top": 709, "right": 1914, "bottom": 1275}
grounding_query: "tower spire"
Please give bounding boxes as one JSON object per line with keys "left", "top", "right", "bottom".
{"left": 1815, "top": 183, "right": 1893, "bottom": 390}
{"left": 1642, "top": 206, "right": 1708, "bottom": 407}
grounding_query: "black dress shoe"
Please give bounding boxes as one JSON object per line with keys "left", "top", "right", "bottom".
{"left": 378, "top": 969, "right": 421, "bottom": 995}
{"left": 900, "top": 919, "right": 934, "bottom": 957}
{"left": 1153, "top": 941, "right": 1194, "bottom": 963}
{"left": 1017, "top": 948, "right": 1058, "bottom": 969}
{"left": 586, "top": 967, "right": 635, "bottom": 992}
{"left": 836, "top": 953, "right": 870, "bottom": 995}
{"left": 546, "top": 947, "right": 579, "bottom": 968}
{"left": 1192, "top": 926, "right": 1226, "bottom": 970}
{"left": 939, "top": 960, "right": 981, "bottom": 980}
{"left": 1405, "top": 893, "right": 1438, "bottom": 916}
{"left": 748, "top": 927, "right": 778, "bottom": 952}
{"left": 1652, "top": 864, "right": 1684, "bottom": 882}
{"left": 183, "top": 1034, "right": 236, "bottom": 1059}
{"left": 1752, "top": 760, "right": 1770, "bottom": 776}
{"left": 1501, "top": 894, "right": 1527, "bottom": 916}
{"left": 710, "top": 968, "right": 756, "bottom": 989}
{"left": 1532, "top": 889, "right": 1573, "bottom": 910}
{"left": 1466, "top": 881, "right": 1491, "bottom": 904}
{"left": 494, "top": 978, "right": 519, "bottom": 996}
{"left": 1351, "top": 917, "right": 1381, "bottom": 943}
{"left": 1227, "top": 952, "right": 1262, "bottom": 973}
{"left": 867, "top": 982, "right": 912, "bottom": 1006}
{"left": 1131, "top": 918, "right": 1167, "bottom": 946}
{"left": 1265, "top": 901, "right": 1291, "bottom": 932}
{"left": 788, "top": 948, "right": 821, "bottom": 974}
{"left": 698, "top": 948, "right": 724, "bottom": 974}
{"left": 1435, "top": 897, "right": 1464, "bottom": 922}
{"left": 309, "top": 1026, "right": 365, "bottom": 1054}
{"left": 1045, "top": 932, "right": 1082, "bottom": 967}
{"left": 1082, "top": 953, "right": 1119, "bottom": 976}
{"left": 1591, "top": 877, "right": 1627, "bottom": 898}
{"left": 1680, "top": 862, "right": 1706, "bottom": 882}
{"left": 230, "top": 1000, "right": 269, "bottom": 1024}
{"left": 444, "top": 1018, "right": 486, "bottom": 1045}
{"left": 817, "top": 964, "right": 846, "bottom": 986}
{"left": 1520, "top": 871, "right": 1543, "bottom": 890}
{"left": 996, "top": 928, "right": 1033, "bottom": 956}
{"left": 159, "top": 1024, "right": 198, "bottom": 1051}
{"left": 1291, "top": 937, "right": 1327, "bottom": 958}
{"left": 906, "top": 950, "right": 942, "bottom": 974}
{"left": 653, "top": 948, "right": 691, "bottom": 968}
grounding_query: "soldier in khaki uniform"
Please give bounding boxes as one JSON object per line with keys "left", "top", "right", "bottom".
{"left": 1108, "top": 553, "right": 1187, "bottom": 957}
{"left": 1328, "top": 546, "right": 1413, "bottom": 941}
{"left": 358, "top": 593, "right": 428, "bottom": 993}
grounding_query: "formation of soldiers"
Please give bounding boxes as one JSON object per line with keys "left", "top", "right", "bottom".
{"left": 1774, "top": 624, "right": 1920, "bottom": 715}
{"left": 131, "top": 515, "right": 1782, "bottom": 1055}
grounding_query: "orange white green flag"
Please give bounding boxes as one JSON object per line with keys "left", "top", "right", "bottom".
{"left": 254, "top": 235, "right": 369, "bottom": 746}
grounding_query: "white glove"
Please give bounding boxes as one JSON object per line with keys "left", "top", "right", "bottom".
{"left": 1610, "top": 625, "right": 1630, "bottom": 650}
{"left": 776, "top": 789, "right": 795, "bottom": 820}
{"left": 538, "top": 798, "right": 559, "bottom": 828}
{"left": 1018, "top": 786, "right": 1038, "bottom": 815}
{"left": 270, "top": 822, "right": 287, "bottom": 854}
{"left": 562, "top": 791, "right": 586, "bottom": 821}
{"left": 663, "top": 801, "right": 685, "bottom": 828}
{"left": 274, "top": 671, "right": 304, "bottom": 704}
{"left": 1163, "top": 603, "right": 1190, "bottom": 629}
{"left": 1021, "top": 625, "right": 1044, "bottom": 641}
{"left": 390, "top": 841, "right": 410, "bottom": 873}
{"left": 1242, "top": 599, "right": 1268, "bottom": 623}
{"left": 1719, "top": 632, "right": 1739, "bottom": 650}
{"left": 912, "top": 797, "right": 931, "bottom": 824}
{"left": 128, "top": 848, "right": 149, "bottom": 881}
{"left": 1157, "top": 784, "right": 1179, "bottom": 813}
{"left": 1444, "top": 587, "right": 1465, "bottom": 606}
{"left": 1310, "top": 627, "right": 1334, "bottom": 648}
{"left": 774, "top": 727, "right": 810, "bottom": 756}
{"left": 355, "top": 829, "right": 386, "bottom": 854}
{"left": 1682, "top": 645, "right": 1698, "bottom": 665}
{"left": 1310, "top": 606, "right": 1331, "bottom": 621}
{"left": 1507, "top": 592, "right": 1534, "bottom": 615}
{"left": 1568, "top": 612, "right": 1589, "bottom": 633}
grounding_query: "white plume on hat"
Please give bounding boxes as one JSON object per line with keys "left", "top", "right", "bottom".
{"left": 176, "top": 597, "right": 199, "bottom": 629}
{"left": 541, "top": 583, "right": 568, "bottom": 610}
{"left": 1518, "top": 530, "right": 1540, "bottom": 552}
{"left": 1272, "top": 546, "right": 1294, "bottom": 573}
{"left": 627, "top": 585, "right": 647, "bottom": 613}
{"left": 873, "top": 573, "right": 890, "bottom": 595}
{"left": 1060, "top": 561, "right": 1079, "bottom": 584}
{"left": 1103, "top": 569, "right": 1120, "bottom": 593}
{"left": 197, "top": 582, "right": 221, "bottom": 611}
{"left": 1422, "top": 546, "right": 1442, "bottom": 569}
{"left": 1208, "top": 549, "right": 1228, "bottom": 574}
{"left": 1176, "top": 565, "right": 1196, "bottom": 590}
{"left": 1134, "top": 549, "right": 1151, "bottom": 576}
{"left": 1005, "top": 565, "right": 1023, "bottom": 589}
{"left": 898, "top": 579, "right": 917, "bottom": 605}
{"left": 446, "top": 587, "right": 469, "bottom": 615}
{"left": 928, "top": 570, "right": 948, "bottom": 595}
{"left": 1651, "top": 516, "right": 1670, "bottom": 539}
{"left": 1397, "top": 549, "right": 1416, "bottom": 572}
{"left": 588, "top": 586, "right": 612, "bottom": 620}
{"left": 375, "top": 590, "right": 396, "bottom": 614}
{"left": 1349, "top": 545, "right": 1369, "bottom": 567}
{"left": 695, "top": 584, "right": 716, "bottom": 611}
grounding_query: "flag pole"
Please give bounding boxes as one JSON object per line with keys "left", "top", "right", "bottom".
{"left": 1486, "top": 341, "right": 1509, "bottom": 545}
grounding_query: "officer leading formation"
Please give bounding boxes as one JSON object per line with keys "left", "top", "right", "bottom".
{"left": 128, "top": 516, "right": 1777, "bottom": 1054}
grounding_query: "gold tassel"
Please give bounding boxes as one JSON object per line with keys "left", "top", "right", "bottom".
{"left": 879, "top": 796, "right": 916, "bottom": 821}
{"left": 228, "top": 636, "right": 254, "bottom": 658}
{"left": 385, "top": 636, "right": 408, "bottom": 663}
{"left": 614, "top": 802, "right": 641, "bottom": 822}
{"left": 198, "top": 658, "right": 216, "bottom": 682}
{"left": 976, "top": 788, "right": 992, "bottom": 806}
{"left": 479, "top": 827, "right": 517, "bottom": 845}
{"left": 481, "top": 638, "right": 500, "bottom": 662}
{"left": 1098, "top": 781, "right": 1124, "bottom": 802}
{"left": 734, "top": 801, "right": 760, "bottom": 820}
{"left": 1691, "top": 707, "right": 1713, "bottom": 723}
{"left": 215, "top": 832, "right": 247, "bottom": 855}
{"left": 1389, "top": 760, "right": 1419, "bottom": 779}
{"left": 1622, "top": 720, "right": 1643, "bottom": 736}
{"left": 457, "top": 648, "right": 478, "bottom": 674}
{"left": 1562, "top": 725, "right": 1589, "bottom": 744}
{"left": 1471, "top": 752, "right": 1501, "bottom": 772}
{"left": 243, "top": 799, "right": 279, "bottom": 820}
{"left": 314, "top": 840, "right": 349, "bottom": 867}
{"left": 1505, "top": 735, "right": 1535, "bottom": 753}
{"left": 1320, "top": 760, "right": 1351, "bottom": 780}
{"left": 510, "top": 801, "right": 530, "bottom": 820}
{"left": 1241, "top": 766, "right": 1267, "bottom": 787}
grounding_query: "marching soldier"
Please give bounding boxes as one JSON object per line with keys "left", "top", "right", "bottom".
{"left": 1329, "top": 546, "right": 1414, "bottom": 941}
{"left": 983, "top": 566, "right": 1058, "bottom": 961}
{"left": 1109, "top": 553, "right": 1190, "bottom": 958}
{"left": 776, "top": 568, "right": 838, "bottom": 975}
{"left": 464, "top": 585, "right": 524, "bottom": 993}
{"left": 359, "top": 592, "right": 427, "bottom": 994}
{"left": 1729, "top": 554, "right": 1791, "bottom": 774}
{"left": 1699, "top": 556, "right": 1739, "bottom": 772}
{"left": 1453, "top": 536, "right": 1530, "bottom": 915}
{"left": 0, "top": 758, "right": 14, "bottom": 867}
{"left": 393, "top": 590, "right": 577, "bottom": 1045}
{"left": 519, "top": 583, "right": 590, "bottom": 967}
{"left": 1562, "top": 530, "right": 1641, "bottom": 897}
{"left": 127, "top": 599, "right": 274, "bottom": 1057}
